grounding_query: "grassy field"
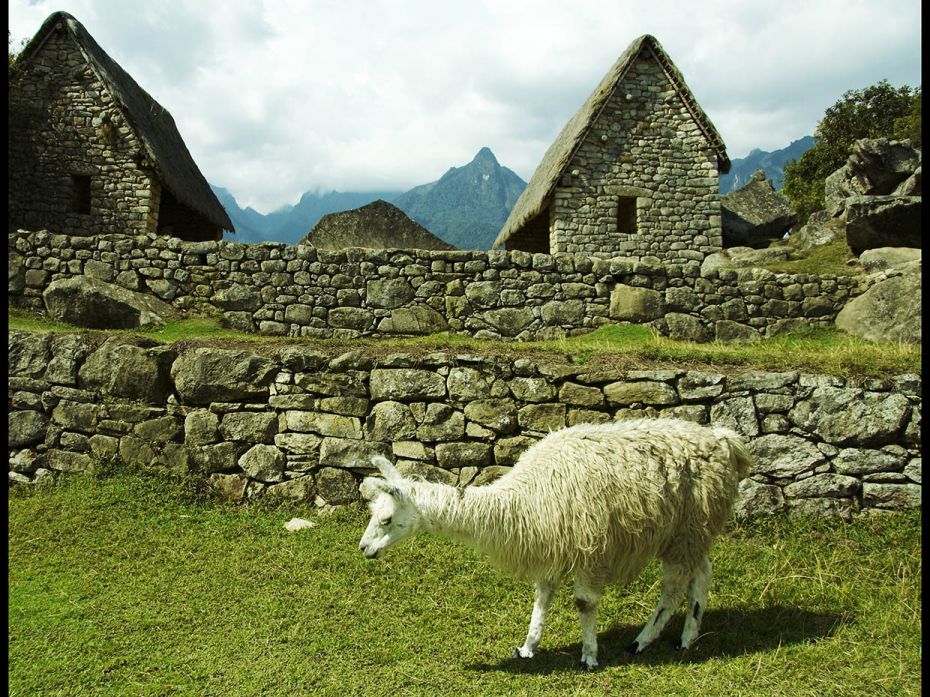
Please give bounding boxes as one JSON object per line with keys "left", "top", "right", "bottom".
{"left": 8, "top": 308, "right": 921, "bottom": 378}
{"left": 8, "top": 468, "right": 922, "bottom": 696}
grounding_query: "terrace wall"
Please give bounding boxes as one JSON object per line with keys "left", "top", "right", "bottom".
{"left": 8, "top": 331, "right": 921, "bottom": 518}
{"left": 8, "top": 229, "right": 869, "bottom": 343}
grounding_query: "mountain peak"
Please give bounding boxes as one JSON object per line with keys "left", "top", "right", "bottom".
{"left": 472, "top": 146, "right": 499, "bottom": 166}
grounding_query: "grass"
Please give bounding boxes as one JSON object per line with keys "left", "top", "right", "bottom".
{"left": 760, "top": 240, "right": 862, "bottom": 277}
{"left": 8, "top": 468, "right": 922, "bottom": 696}
{"left": 7, "top": 308, "right": 921, "bottom": 378}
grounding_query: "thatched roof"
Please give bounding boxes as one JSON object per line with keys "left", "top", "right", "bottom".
{"left": 13, "top": 12, "right": 233, "bottom": 232}
{"left": 493, "top": 34, "right": 728, "bottom": 250}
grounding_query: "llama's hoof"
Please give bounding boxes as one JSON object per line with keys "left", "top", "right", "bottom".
{"left": 514, "top": 647, "right": 533, "bottom": 659}
{"left": 672, "top": 640, "right": 686, "bottom": 651}
{"left": 579, "top": 657, "right": 599, "bottom": 671}
{"left": 625, "top": 641, "right": 642, "bottom": 656}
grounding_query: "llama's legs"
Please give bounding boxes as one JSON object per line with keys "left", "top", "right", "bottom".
{"left": 574, "top": 578, "right": 603, "bottom": 670}
{"left": 678, "top": 556, "right": 712, "bottom": 650}
{"left": 628, "top": 561, "right": 689, "bottom": 655}
{"left": 514, "top": 581, "right": 558, "bottom": 659}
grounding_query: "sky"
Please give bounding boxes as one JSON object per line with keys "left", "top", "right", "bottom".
{"left": 8, "top": 0, "right": 922, "bottom": 214}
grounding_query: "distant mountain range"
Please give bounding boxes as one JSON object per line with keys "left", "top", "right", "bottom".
{"left": 214, "top": 137, "right": 813, "bottom": 249}
{"left": 720, "top": 135, "right": 814, "bottom": 193}
{"left": 213, "top": 187, "right": 402, "bottom": 246}
{"left": 213, "top": 146, "right": 526, "bottom": 249}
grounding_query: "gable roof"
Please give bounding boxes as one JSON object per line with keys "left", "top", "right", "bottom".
{"left": 492, "top": 34, "right": 728, "bottom": 250}
{"left": 13, "top": 11, "right": 234, "bottom": 232}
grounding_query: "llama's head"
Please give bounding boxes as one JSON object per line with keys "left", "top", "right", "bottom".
{"left": 358, "top": 456, "right": 419, "bottom": 559}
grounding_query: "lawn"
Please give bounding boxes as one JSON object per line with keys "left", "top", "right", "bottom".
{"left": 8, "top": 469, "right": 922, "bottom": 696}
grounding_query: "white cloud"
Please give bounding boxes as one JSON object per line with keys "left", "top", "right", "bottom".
{"left": 9, "top": 0, "right": 921, "bottom": 212}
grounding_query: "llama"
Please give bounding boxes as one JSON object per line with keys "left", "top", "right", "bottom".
{"left": 358, "top": 417, "right": 751, "bottom": 669}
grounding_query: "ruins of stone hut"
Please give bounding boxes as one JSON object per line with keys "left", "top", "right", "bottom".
{"left": 8, "top": 11, "right": 233, "bottom": 242}
{"left": 493, "top": 34, "right": 729, "bottom": 263}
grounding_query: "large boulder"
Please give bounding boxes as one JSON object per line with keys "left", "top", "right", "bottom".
{"left": 300, "top": 200, "right": 456, "bottom": 251}
{"left": 79, "top": 336, "right": 177, "bottom": 404}
{"left": 789, "top": 210, "right": 845, "bottom": 251}
{"left": 835, "top": 267, "right": 921, "bottom": 343}
{"left": 171, "top": 348, "right": 277, "bottom": 404}
{"left": 43, "top": 275, "right": 179, "bottom": 329}
{"left": 844, "top": 195, "right": 921, "bottom": 254}
{"left": 721, "top": 170, "right": 797, "bottom": 248}
{"left": 824, "top": 138, "right": 921, "bottom": 210}
{"left": 858, "top": 247, "right": 921, "bottom": 272}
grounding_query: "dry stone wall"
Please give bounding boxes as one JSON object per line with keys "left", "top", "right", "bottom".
{"left": 8, "top": 331, "right": 921, "bottom": 519}
{"left": 9, "top": 229, "right": 862, "bottom": 343}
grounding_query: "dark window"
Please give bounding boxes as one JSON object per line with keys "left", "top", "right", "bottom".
{"left": 71, "top": 175, "right": 91, "bottom": 214}
{"left": 617, "top": 196, "right": 637, "bottom": 234}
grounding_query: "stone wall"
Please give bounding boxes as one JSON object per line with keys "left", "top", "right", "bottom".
{"left": 8, "top": 331, "right": 921, "bottom": 519}
{"left": 550, "top": 52, "right": 722, "bottom": 262}
{"left": 8, "top": 30, "right": 160, "bottom": 237}
{"left": 8, "top": 229, "right": 864, "bottom": 343}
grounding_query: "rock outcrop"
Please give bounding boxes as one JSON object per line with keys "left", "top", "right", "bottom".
{"left": 721, "top": 170, "right": 797, "bottom": 248}
{"left": 858, "top": 247, "right": 922, "bottom": 272}
{"left": 835, "top": 264, "right": 922, "bottom": 343}
{"left": 789, "top": 210, "right": 846, "bottom": 252}
{"left": 817, "top": 138, "right": 922, "bottom": 254}
{"left": 825, "top": 139, "right": 921, "bottom": 210}
{"left": 300, "top": 200, "right": 456, "bottom": 251}
{"left": 844, "top": 195, "right": 921, "bottom": 254}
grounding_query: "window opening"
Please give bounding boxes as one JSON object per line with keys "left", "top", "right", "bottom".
{"left": 617, "top": 196, "right": 637, "bottom": 234}
{"left": 71, "top": 175, "right": 91, "bottom": 214}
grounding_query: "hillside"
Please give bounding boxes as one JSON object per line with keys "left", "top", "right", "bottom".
{"left": 392, "top": 147, "right": 527, "bottom": 250}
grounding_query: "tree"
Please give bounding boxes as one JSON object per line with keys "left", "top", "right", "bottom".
{"left": 783, "top": 80, "right": 921, "bottom": 224}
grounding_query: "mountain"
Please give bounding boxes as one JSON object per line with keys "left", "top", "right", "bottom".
{"left": 720, "top": 136, "right": 814, "bottom": 193}
{"left": 211, "top": 185, "right": 269, "bottom": 243}
{"left": 216, "top": 189, "right": 402, "bottom": 245}
{"left": 392, "top": 147, "right": 527, "bottom": 250}
{"left": 212, "top": 147, "right": 526, "bottom": 249}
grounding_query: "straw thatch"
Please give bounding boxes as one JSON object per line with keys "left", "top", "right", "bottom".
{"left": 493, "top": 34, "right": 728, "bottom": 250}
{"left": 13, "top": 12, "right": 233, "bottom": 233}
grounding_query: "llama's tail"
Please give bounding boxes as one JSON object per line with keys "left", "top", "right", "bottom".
{"left": 712, "top": 427, "right": 752, "bottom": 480}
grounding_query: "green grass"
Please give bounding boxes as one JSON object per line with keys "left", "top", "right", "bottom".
{"left": 7, "top": 308, "right": 921, "bottom": 378}
{"left": 759, "top": 240, "right": 861, "bottom": 277}
{"left": 9, "top": 469, "right": 922, "bottom": 696}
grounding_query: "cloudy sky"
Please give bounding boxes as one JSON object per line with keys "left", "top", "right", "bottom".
{"left": 9, "top": 0, "right": 922, "bottom": 213}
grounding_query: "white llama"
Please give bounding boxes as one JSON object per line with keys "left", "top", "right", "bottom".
{"left": 358, "top": 417, "right": 750, "bottom": 669}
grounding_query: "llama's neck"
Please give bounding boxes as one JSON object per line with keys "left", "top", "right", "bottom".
{"left": 407, "top": 480, "right": 512, "bottom": 553}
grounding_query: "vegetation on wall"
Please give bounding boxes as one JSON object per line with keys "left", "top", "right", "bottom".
{"left": 782, "top": 80, "right": 922, "bottom": 225}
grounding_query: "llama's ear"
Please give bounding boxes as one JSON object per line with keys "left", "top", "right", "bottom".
{"left": 359, "top": 476, "right": 406, "bottom": 502}
{"left": 372, "top": 455, "right": 402, "bottom": 482}
{"left": 359, "top": 477, "right": 383, "bottom": 500}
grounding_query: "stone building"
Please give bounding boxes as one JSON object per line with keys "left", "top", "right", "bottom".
{"left": 493, "top": 35, "right": 729, "bottom": 263}
{"left": 8, "top": 12, "right": 233, "bottom": 242}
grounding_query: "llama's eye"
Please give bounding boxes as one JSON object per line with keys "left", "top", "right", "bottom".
{"left": 381, "top": 517, "right": 392, "bottom": 527}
